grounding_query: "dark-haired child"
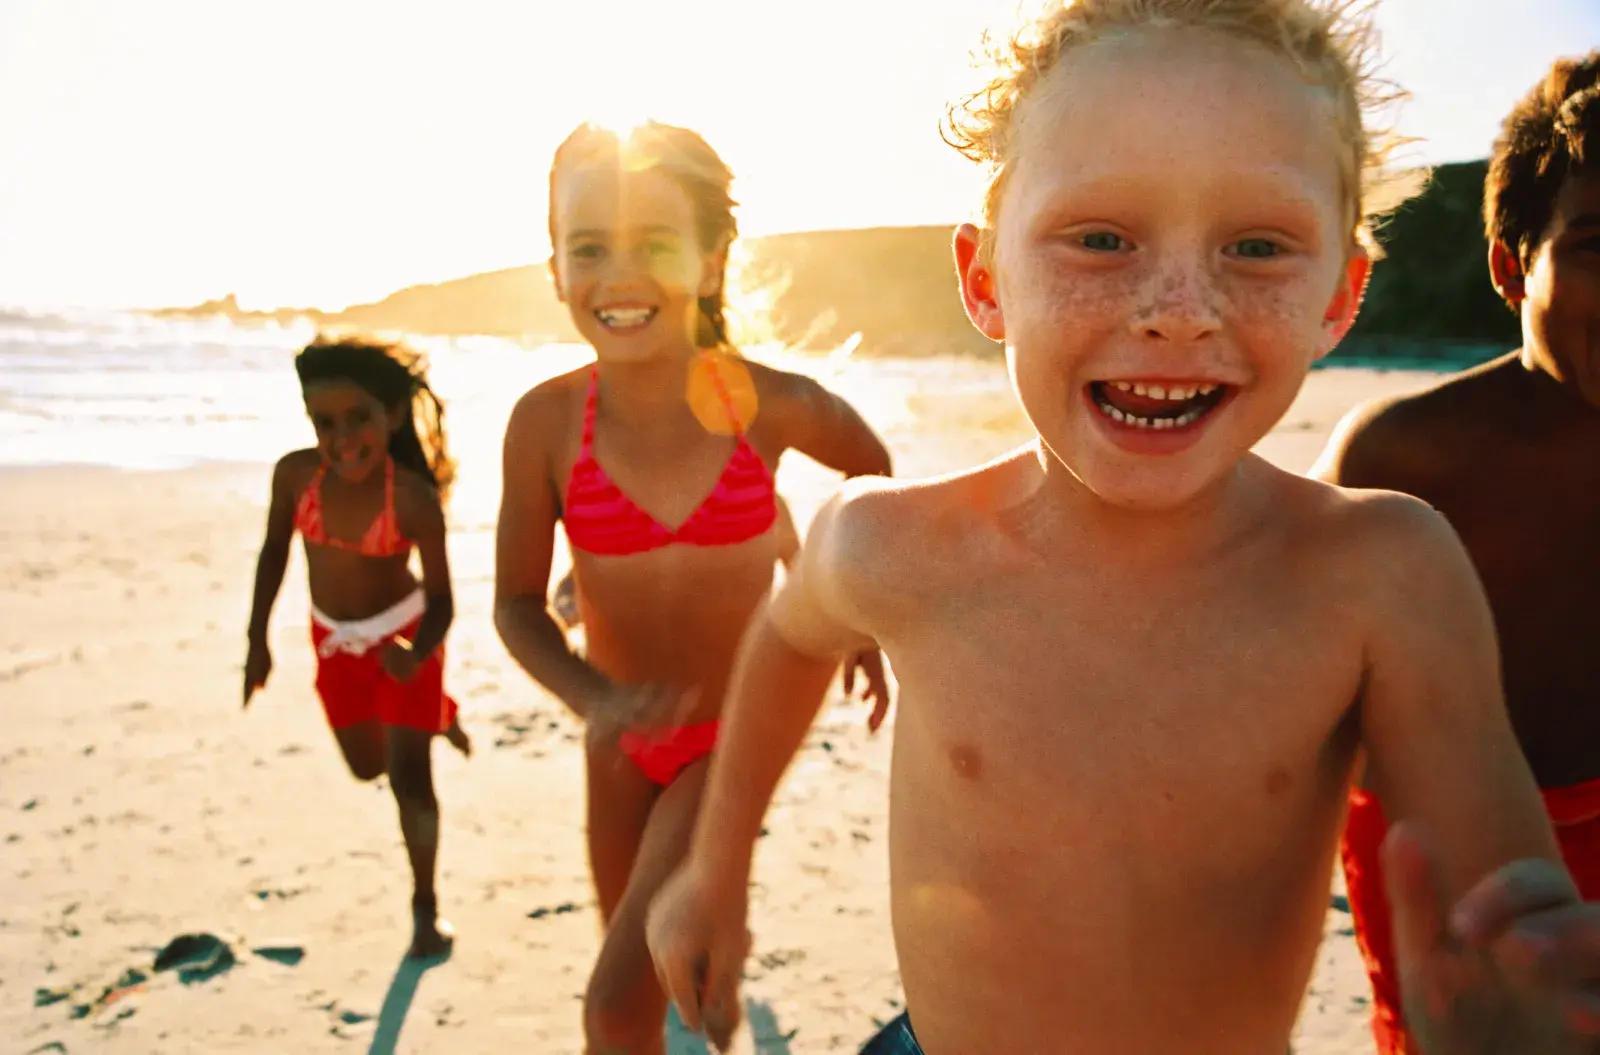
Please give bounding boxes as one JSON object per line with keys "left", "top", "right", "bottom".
{"left": 1317, "top": 49, "right": 1600, "bottom": 1054}
{"left": 245, "top": 334, "right": 470, "bottom": 960}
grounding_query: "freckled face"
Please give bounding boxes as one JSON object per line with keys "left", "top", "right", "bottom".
{"left": 979, "top": 27, "right": 1367, "bottom": 510}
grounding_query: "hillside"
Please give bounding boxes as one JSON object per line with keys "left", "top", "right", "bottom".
{"left": 149, "top": 159, "right": 1519, "bottom": 364}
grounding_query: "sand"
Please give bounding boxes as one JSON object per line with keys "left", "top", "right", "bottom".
{"left": 0, "top": 365, "right": 1443, "bottom": 1054}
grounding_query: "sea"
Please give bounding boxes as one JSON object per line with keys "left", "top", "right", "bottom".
{"left": 0, "top": 307, "right": 1494, "bottom": 519}
{"left": 0, "top": 308, "right": 1044, "bottom": 533}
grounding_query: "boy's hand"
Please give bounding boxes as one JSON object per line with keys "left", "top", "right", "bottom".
{"left": 243, "top": 641, "right": 272, "bottom": 708}
{"left": 843, "top": 648, "right": 891, "bottom": 732}
{"left": 646, "top": 860, "right": 752, "bottom": 1052}
{"left": 1385, "top": 820, "right": 1600, "bottom": 1052}
{"left": 380, "top": 640, "right": 420, "bottom": 683}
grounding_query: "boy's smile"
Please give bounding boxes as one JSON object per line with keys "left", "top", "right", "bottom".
{"left": 1086, "top": 379, "right": 1236, "bottom": 454}
{"left": 958, "top": 25, "right": 1366, "bottom": 510}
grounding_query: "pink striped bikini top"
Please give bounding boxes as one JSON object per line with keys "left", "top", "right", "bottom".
{"left": 564, "top": 365, "right": 777, "bottom": 557}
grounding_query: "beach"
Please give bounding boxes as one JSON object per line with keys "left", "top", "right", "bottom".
{"left": 0, "top": 314, "right": 1451, "bottom": 1053}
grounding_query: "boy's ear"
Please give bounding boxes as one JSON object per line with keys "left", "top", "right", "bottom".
{"left": 954, "top": 223, "right": 1006, "bottom": 343}
{"left": 1319, "top": 253, "right": 1371, "bottom": 357}
{"left": 1488, "top": 240, "right": 1525, "bottom": 308}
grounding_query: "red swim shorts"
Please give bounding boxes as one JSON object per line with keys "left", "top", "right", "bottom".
{"left": 309, "top": 594, "right": 457, "bottom": 734}
{"left": 1341, "top": 779, "right": 1600, "bottom": 1054}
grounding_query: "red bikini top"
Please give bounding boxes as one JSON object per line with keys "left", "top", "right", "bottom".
{"left": 563, "top": 365, "right": 777, "bottom": 557}
{"left": 293, "top": 457, "right": 411, "bottom": 558}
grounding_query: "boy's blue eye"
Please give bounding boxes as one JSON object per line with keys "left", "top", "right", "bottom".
{"left": 1232, "top": 238, "right": 1281, "bottom": 259}
{"left": 1080, "top": 232, "right": 1126, "bottom": 252}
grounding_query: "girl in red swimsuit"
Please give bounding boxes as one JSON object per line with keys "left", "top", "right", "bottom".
{"left": 495, "top": 121, "right": 894, "bottom": 1053}
{"left": 244, "top": 334, "right": 470, "bottom": 961}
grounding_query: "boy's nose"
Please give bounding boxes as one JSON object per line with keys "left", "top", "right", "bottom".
{"left": 1128, "top": 263, "right": 1222, "bottom": 344}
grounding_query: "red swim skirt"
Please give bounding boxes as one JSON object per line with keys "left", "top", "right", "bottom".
{"left": 309, "top": 591, "right": 457, "bottom": 734}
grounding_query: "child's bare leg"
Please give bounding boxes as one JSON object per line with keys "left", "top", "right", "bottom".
{"left": 775, "top": 496, "right": 799, "bottom": 570}
{"left": 586, "top": 740, "right": 659, "bottom": 928}
{"left": 386, "top": 725, "right": 452, "bottom": 959}
{"left": 584, "top": 758, "right": 709, "bottom": 1055}
{"left": 441, "top": 699, "right": 473, "bottom": 758}
{"left": 331, "top": 720, "right": 387, "bottom": 782}
{"left": 443, "top": 717, "right": 472, "bottom": 757}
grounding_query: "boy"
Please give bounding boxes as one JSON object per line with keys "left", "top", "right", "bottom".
{"left": 648, "top": 4, "right": 1600, "bottom": 1052}
{"left": 1315, "top": 50, "right": 1600, "bottom": 1055}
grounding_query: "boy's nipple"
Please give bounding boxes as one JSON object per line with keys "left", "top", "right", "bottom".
{"left": 948, "top": 742, "right": 983, "bottom": 781}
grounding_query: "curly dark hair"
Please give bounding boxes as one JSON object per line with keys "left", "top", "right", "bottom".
{"left": 1484, "top": 49, "right": 1600, "bottom": 292}
{"left": 293, "top": 334, "right": 455, "bottom": 501}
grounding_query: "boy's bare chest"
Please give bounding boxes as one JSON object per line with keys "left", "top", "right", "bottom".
{"left": 885, "top": 568, "right": 1365, "bottom": 829}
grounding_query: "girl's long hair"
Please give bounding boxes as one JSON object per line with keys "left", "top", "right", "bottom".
{"left": 294, "top": 334, "right": 455, "bottom": 501}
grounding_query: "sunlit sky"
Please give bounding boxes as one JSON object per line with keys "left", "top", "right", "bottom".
{"left": 0, "top": 0, "right": 1595, "bottom": 311}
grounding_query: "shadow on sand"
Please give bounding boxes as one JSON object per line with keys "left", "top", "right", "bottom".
{"left": 666, "top": 999, "right": 797, "bottom": 1055}
{"left": 365, "top": 950, "right": 450, "bottom": 1055}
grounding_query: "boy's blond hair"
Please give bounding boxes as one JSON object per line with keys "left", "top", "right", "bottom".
{"left": 942, "top": 0, "right": 1422, "bottom": 261}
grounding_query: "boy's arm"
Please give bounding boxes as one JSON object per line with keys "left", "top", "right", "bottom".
{"left": 1358, "top": 494, "right": 1569, "bottom": 901}
{"left": 246, "top": 455, "right": 300, "bottom": 645}
{"left": 690, "top": 489, "right": 882, "bottom": 887}
{"left": 492, "top": 390, "right": 612, "bottom": 719}
{"left": 397, "top": 479, "right": 453, "bottom": 661}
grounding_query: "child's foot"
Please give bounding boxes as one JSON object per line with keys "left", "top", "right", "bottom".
{"left": 443, "top": 718, "right": 473, "bottom": 759}
{"left": 408, "top": 897, "right": 454, "bottom": 961}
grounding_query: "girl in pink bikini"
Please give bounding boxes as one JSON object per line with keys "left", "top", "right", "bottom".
{"left": 494, "top": 121, "right": 893, "bottom": 1053}
{"left": 244, "top": 335, "right": 470, "bottom": 961}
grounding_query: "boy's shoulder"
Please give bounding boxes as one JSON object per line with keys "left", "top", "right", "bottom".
{"left": 820, "top": 447, "right": 1036, "bottom": 580}
{"left": 1315, "top": 354, "right": 1523, "bottom": 489}
{"left": 1283, "top": 470, "right": 1475, "bottom": 610}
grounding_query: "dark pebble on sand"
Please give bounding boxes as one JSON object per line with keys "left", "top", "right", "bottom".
{"left": 153, "top": 933, "right": 237, "bottom": 984}
{"left": 527, "top": 902, "right": 580, "bottom": 920}
{"left": 338, "top": 1009, "right": 373, "bottom": 1024}
{"left": 1329, "top": 894, "right": 1350, "bottom": 914}
{"left": 27, "top": 1043, "right": 68, "bottom": 1054}
{"left": 22, "top": 798, "right": 38, "bottom": 811}
{"left": 34, "top": 985, "right": 75, "bottom": 1007}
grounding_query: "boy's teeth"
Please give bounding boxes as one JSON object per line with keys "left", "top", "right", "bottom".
{"left": 1114, "top": 382, "right": 1211, "bottom": 401}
